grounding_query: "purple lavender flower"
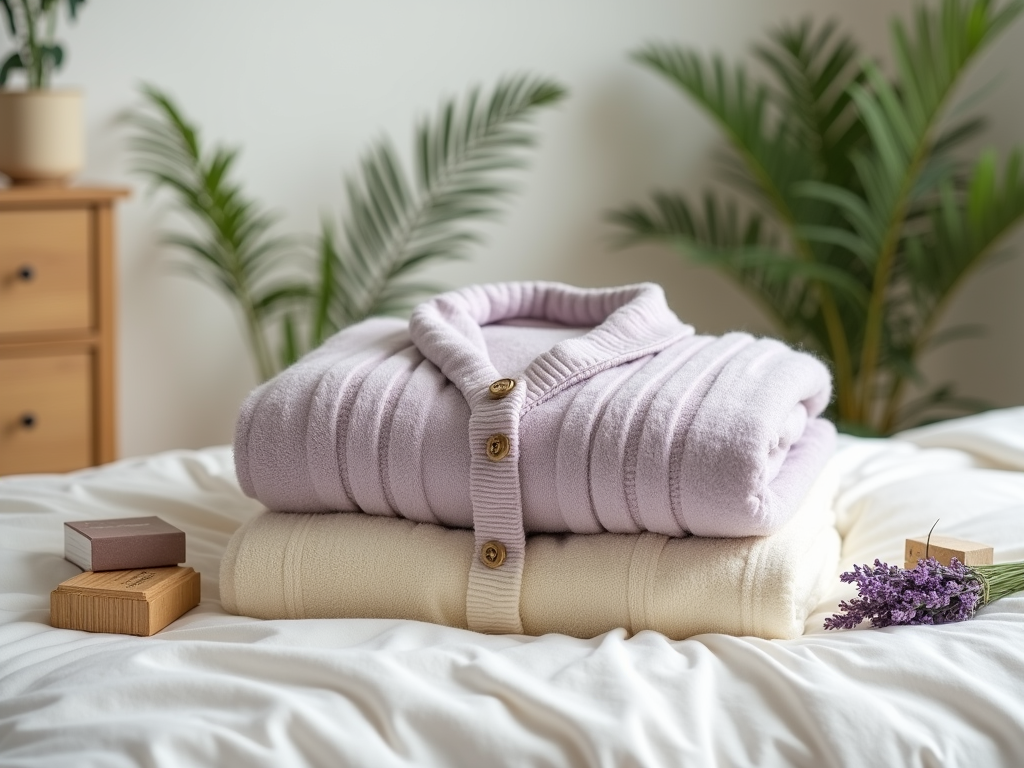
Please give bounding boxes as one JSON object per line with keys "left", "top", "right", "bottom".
{"left": 824, "top": 557, "right": 985, "bottom": 630}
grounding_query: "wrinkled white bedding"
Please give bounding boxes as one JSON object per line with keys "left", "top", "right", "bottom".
{"left": 1, "top": 408, "right": 1024, "bottom": 767}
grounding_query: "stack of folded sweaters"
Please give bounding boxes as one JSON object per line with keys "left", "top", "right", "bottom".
{"left": 221, "top": 281, "right": 841, "bottom": 640}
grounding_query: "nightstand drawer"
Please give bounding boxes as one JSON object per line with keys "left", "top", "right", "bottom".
{"left": 0, "top": 353, "right": 92, "bottom": 475}
{"left": 0, "top": 209, "right": 92, "bottom": 335}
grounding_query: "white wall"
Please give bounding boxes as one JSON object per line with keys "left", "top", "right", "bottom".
{"left": 44, "top": 0, "right": 1024, "bottom": 455}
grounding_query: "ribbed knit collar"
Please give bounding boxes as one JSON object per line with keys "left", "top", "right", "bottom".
{"left": 409, "top": 282, "right": 693, "bottom": 410}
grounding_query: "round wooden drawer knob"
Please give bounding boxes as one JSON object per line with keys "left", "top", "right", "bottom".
{"left": 20, "top": 413, "right": 37, "bottom": 429}
{"left": 17, "top": 265, "right": 35, "bottom": 281}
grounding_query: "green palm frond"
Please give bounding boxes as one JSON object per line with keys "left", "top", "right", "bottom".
{"left": 754, "top": 19, "right": 867, "bottom": 184}
{"left": 315, "top": 75, "right": 566, "bottom": 342}
{"left": 128, "top": 76, "right": 565, "bottom": 380}
{"left": 614, "top": 0, "right": 1024, "bottom": 435}
{"left": 632, "top": 43, "right": 813, "bottom": 223}
{"left": 901, "top": 151, "right": 1024, "bottom": 321}
{"left": 881, "top": 149, "right": 1024, "bottom": 429}
{"left": 611, "top": 190, "right": 805, "bottom": 336}
{"left": 610, "top": 189, "right": 868, "bottom": 345}
{"left": 125, "top": 84, "right": 306, "bottom": 381}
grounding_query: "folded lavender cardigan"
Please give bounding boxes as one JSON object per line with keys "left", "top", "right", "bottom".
{"left": 235, "top": 282, "right": 834, "bottom": 631}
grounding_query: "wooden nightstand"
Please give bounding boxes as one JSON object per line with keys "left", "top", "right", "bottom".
{"left": 0, "top": 186, "right": 129, "bottom": 475}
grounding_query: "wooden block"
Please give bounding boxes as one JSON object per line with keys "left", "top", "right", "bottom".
{"left": 904, "top": 535, "right": 994, "bottom": 570}
{"left": 50, "top": 566, "right": 200, "bottom": 636}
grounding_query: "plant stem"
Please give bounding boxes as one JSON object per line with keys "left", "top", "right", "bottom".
{"left": 205, "top": 214, "right": 278, "bottom": 381}
{"left": 239, "top": 286, "right": 276, "bottom": 382}
{"left": 18, "top": 0, "right": 39, "bottom": 88}
{"left": 973, "top": 562, "right": 1024, "bottom": 605}
{"left": 879, "top": 364, "right": 905, "bottom": 435}
{"left": 785, "top": 233, "right": 856, "bottom": 422}
{"left": 42, "top": 0, "right": 56, "bottom": 86}
{"left": 857, "top": 10, "right": 1005, "bottom": 430}
{"left": 857, "top": 194, "right": 914, "bottom": 428}
{"left": 818, "top": 286, "right": 857, "bottom": 421}
{"left": 778, "top": 226, "right": 856, "bottom": 423}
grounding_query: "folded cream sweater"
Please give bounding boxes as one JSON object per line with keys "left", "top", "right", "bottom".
{"left": 221, "top": 459, "right": 840, "bottom": 641}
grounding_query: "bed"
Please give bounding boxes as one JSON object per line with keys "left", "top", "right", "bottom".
{"left": 2, "top": 407, "right": 1023, "bottom": 767}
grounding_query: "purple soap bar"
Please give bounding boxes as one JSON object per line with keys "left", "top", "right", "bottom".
{"left": 64, "top": 516, "right": 186, "bottom": 572}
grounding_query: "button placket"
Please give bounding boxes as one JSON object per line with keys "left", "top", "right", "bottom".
{"left": 465, "top": 377, "right": 527, "bottom": 634}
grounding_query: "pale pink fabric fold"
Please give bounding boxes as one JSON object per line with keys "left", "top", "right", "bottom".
{"left": 235, "top": 281, "right": 834, "bottom": 540}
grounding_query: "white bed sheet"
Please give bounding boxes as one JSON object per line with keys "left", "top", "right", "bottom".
{"left": 2, "top": 408, "right": 1024, "bottom": 767}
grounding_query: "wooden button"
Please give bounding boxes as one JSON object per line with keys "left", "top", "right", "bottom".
{"left": 481, "top": 541, "right": 507, "bottom": 569}
{"left": 485, "top": 433, "right": 510, "bottom": 461}
{"left": 488, "top": 378, "right": 516, "bottom": 399}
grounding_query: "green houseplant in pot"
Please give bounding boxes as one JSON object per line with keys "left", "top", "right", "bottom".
{"left": 0, "top": 0, "right": 86, "bottom": 185}
{"left": 611, "top": 0, "right": 1024, "bottom": 435}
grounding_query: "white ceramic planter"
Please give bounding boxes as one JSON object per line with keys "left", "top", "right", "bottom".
{"left": 0, "top": 90, "right": 83, "bottom": 186}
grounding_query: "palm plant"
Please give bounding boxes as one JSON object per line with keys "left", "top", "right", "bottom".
{"left": 611, "top": 0, "right": 1024, "bottom": 435}
{"left": 0, "top": 0, "right": 85, "bottom": 87}
{"left": 127, "top": 75, "right": 566, "bottom": 381}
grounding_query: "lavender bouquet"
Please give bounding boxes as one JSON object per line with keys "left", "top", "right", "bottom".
{"left": 825, "top": 557, "right": 1024, "bottom": 630}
